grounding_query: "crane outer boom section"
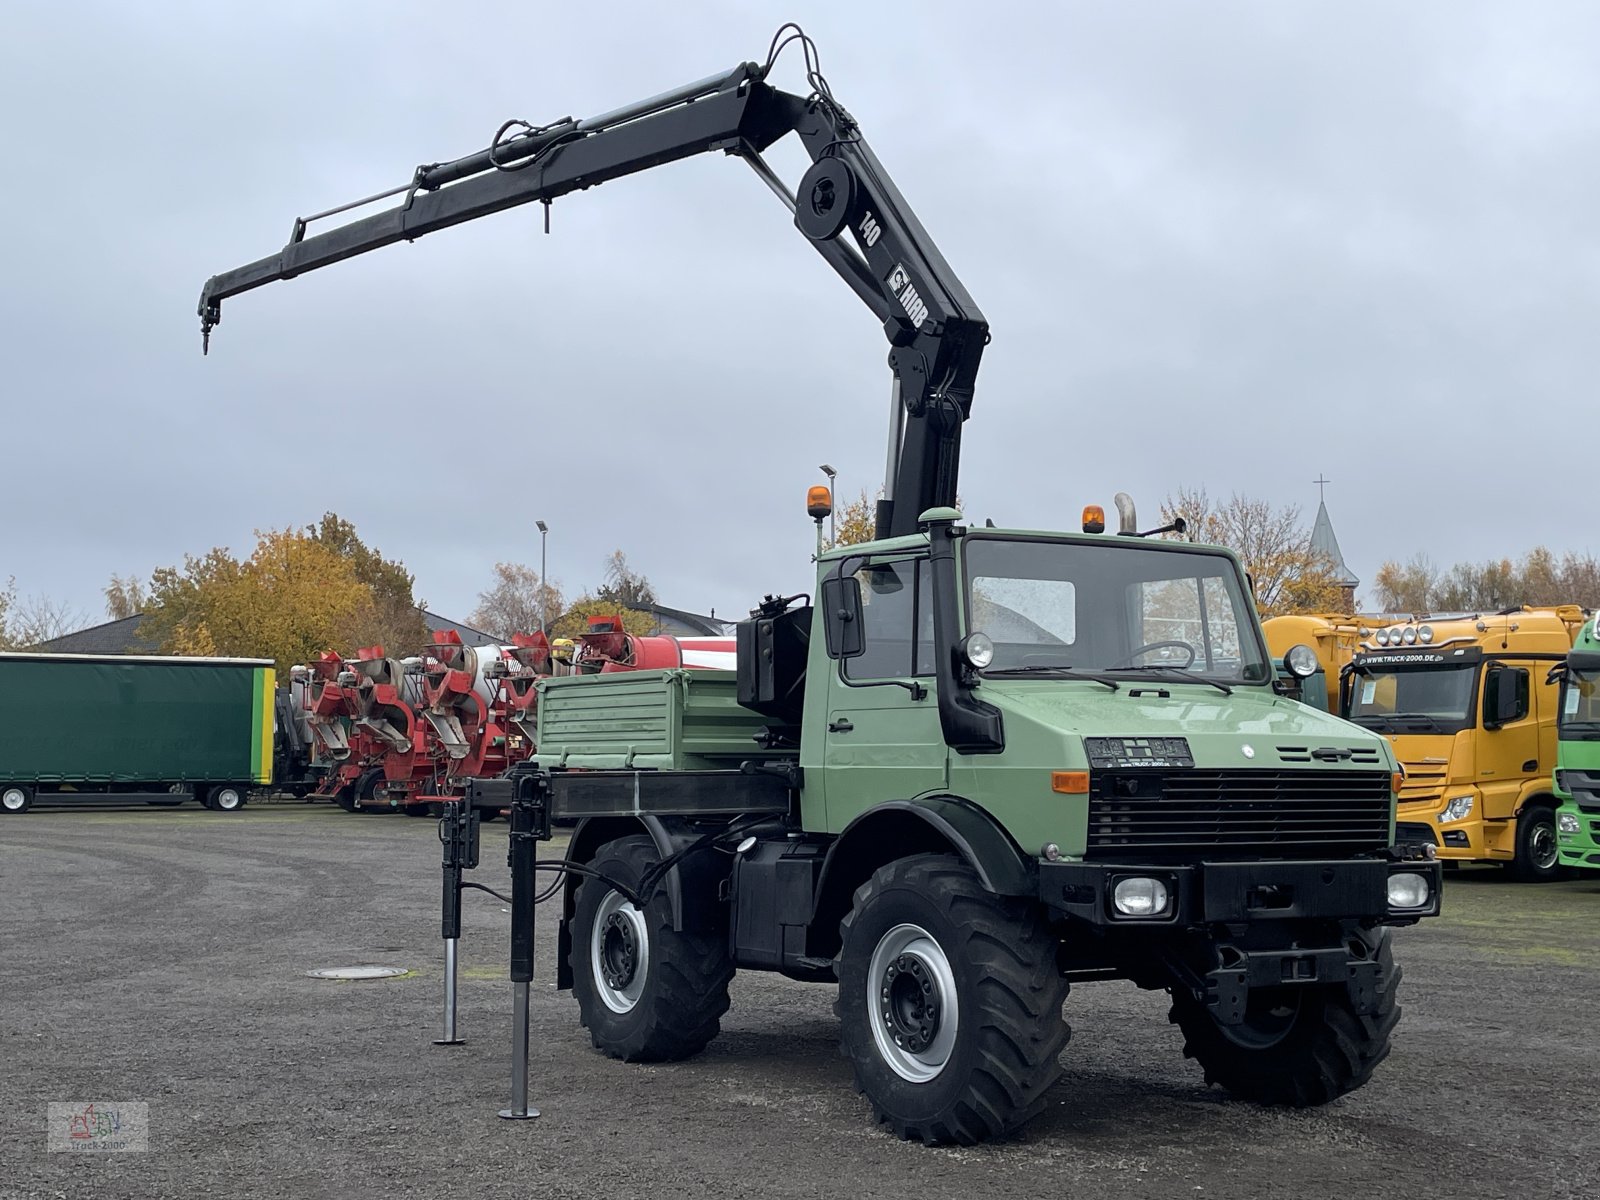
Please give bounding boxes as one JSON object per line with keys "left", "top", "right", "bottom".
{"left": 198, "top": 43, "right": 987, "bottom": 537}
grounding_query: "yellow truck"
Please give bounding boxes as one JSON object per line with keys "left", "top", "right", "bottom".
{"left": 1344, "top": 606, "right": 1587, "bottom": 880}
{"left": 1263, "top": 613, "right": 1373, "bottom": 712}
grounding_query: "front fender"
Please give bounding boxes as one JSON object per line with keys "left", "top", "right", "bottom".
{"left": 819, "top": 796, "right": 1035, "bottom": 903}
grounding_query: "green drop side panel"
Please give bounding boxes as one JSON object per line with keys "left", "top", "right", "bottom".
{"left": 535, "top": 669, "right": 770, "bottom": 771}
{"left": 0, "top": 657, "right": 269, "bottom": 785}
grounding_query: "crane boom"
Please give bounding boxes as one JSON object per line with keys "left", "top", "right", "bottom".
{"left": 198, "top": 29, "right": 987, "bottom": 538}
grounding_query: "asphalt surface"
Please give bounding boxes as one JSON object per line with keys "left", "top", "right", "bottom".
{"left": 2, "top": 803, "right": 1597, "bottom": 1199}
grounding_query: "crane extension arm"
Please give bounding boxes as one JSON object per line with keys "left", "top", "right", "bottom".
{"left": 197, "top": 27, "right": 986, "bottom": 539}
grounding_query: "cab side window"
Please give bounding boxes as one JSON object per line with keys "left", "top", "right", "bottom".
{"left": 844, "top": 559, "right": 933, "bottom": 681}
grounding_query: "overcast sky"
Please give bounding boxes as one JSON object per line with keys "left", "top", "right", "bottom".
{"left": 3, "top": 1, "right": 1597, "bottom": 633}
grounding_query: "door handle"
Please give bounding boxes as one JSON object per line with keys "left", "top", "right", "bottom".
{"left": 828, "top": 719, "right": 854, "bottom": 733}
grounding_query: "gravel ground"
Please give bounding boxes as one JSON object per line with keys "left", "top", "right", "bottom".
{"left": 2, "top": 803, "right": 1598, "bottom": 1199}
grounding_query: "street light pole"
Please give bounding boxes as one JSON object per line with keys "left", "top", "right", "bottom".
{"left": 819, "top": 464, "right": 838, "bottom": 546}
{"left": 535, "top": 520, "right": 549, "bottom": 638}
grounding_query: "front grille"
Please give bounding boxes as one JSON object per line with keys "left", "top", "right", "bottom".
{"left": 1086, "top": 769, "right": 1393, "bottom": 861}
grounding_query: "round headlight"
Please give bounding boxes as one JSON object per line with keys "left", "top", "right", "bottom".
{"left": 1386, "top": 872, "right": 1431, "bottom": 910}
{"left": 1284, "top": 644, "right": 1319, "bottom": 679}
{"left": 1376, "top": 629, "right": 1391, "bottom": 646}
{"left": 1402, "top": 626, "right": 1418, "bottom": 645}
{"left": 1418, "top": 625, "right": 1434, "bottom": 644}
{"left": 1112, "top": 876, "right": 1170, "bottom": 917}
{"left": 960, "top": 631, "right": 995, "bottom": 670}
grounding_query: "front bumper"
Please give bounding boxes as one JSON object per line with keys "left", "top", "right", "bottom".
{"left": 1039, "top": 856, "right": 1437, "bottom": 1025}
{"left": 1039, "top": 856, "right": 1443, "bottom": 928}
{"left": 1556, "top": 802, "right": 1600, "bottom": 870}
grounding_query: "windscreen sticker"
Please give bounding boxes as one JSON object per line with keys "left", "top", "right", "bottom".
{"left": 1361, "top": 680, "right": 1377, "bottom": 705}
{"left": 1567, "top": 689, "right": 1581, "bottom": 716}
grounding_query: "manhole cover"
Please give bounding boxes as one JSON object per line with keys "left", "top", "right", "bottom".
{"left": 305, "top": 966, "right": 411, "bottom": 981}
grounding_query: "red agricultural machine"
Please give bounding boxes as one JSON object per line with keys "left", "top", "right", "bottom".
{"left": 292, "top": 619, "right": 736, "bottom": 817}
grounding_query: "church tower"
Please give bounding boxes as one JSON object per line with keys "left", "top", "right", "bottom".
{"left": 1309, "top": 477, "right": 1359, "bottom": 612}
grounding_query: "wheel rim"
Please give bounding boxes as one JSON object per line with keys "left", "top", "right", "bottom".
{"left": 867, "top": 922, "right": 959, "bottom": 1083}
{"left": 591, "top": 889, "right": 650, "bottom": 1014}
{"left": 1529, "top": 817, "right": 1558, "bottom": 871}
{"left": 215, "top": 789, "right": 242, "bottom": 811}
{"left": 2, "top": 788, "right": 26, "bottom": 811}
{"left": 1217, "top": 988, "right": 1304, "bottom": 1050}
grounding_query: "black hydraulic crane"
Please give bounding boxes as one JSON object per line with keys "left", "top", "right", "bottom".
{"left": 197, "top": 25, "right": 986, "bottom": 540}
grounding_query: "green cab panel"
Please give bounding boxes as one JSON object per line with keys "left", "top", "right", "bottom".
{"left": 0, "top": 653, "right": 275, "bottom": 785}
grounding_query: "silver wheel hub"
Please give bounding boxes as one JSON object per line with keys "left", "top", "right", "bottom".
{"left": 2, "top": 788, "right": 26, "bottom": 811}
{"left": 868, "top": 923, "right": 959, "bottom": 1083}
{"left": 591, "top": 890, "right": 650, "bottom": 1014}
{"left": 1530, "top": 820, "right": 1557, "bottom": 871}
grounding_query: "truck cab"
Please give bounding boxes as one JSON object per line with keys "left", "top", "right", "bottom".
{"left": 1344, "top": 606, "right": 1585, "bottom": 880}
{"left": 800, "top": 519, "right": 1397, "bottom": 864}
{"left": 1555, "top": 617, "right": 1600, "bottom": 870}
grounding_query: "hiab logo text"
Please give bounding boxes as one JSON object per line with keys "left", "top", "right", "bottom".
{"left": 47, "top": 1101, "right": 150, "bottom": 1153}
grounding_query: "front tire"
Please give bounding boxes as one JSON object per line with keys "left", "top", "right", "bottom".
{"left": 1, "top": 785, "right": 33, "bottom": 814}
{"left": 570, "top": 834, "right": 733, "bottom": 1062}
{"left": 835, "top": 854, "right": 1069, "bottom": 1145}
{"left": 1168, "top": 927, "right": 1401, "bottom": 1106}
{"left": 1509, "top": 805, "right": 1562, "bottom": 881}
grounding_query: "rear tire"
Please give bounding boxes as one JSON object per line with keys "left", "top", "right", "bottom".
{"left": 570, "top": 834, "right": 733, "bottom": 1062}
{"left": 1, "top": 785, "right": 33, "bottom": 814}
{"left": 834, "top": 854, "right": 1070, "bottom": 1145}
{"left": 1509, "top": 805, "right": 1562, "bottom": 881}
{"left": 1168, "top": 927, "right": 1401, "bottom": 1106}
{"left": 403, "top": 803, "right": 434, "bottom": 818}
{"left": 334, "top": 787, "right": 358, "bottom": 813}
{"left": 210, "top": 785, "right": 246, "bottom": 813}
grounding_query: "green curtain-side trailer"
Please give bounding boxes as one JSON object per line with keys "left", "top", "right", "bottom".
{"left": 0, "top": 652, "right": 275, "bottom": 805}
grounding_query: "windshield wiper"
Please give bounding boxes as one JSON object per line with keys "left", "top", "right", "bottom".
{"left": 1383, "top": 712, "right": 1447, "bottom": 732}
{"left": 984, "top": 665, "right": 1120, "bottom": 691}
{"left": 1102, "top": 665, "right": 1233, "bottom": 695}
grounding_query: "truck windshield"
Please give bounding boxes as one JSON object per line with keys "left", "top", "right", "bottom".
{"left": 962, "top": 537, "right": 1269, "bottom": 684}
{"left": 1347, "top": 664, "right": 1477, "bottom": 732}
{"left": 1559, "top": 666, "right": 1600, "bottom": 741}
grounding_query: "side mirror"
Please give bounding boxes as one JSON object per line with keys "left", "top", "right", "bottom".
{"left": 820, "top": 575, "right": 864, "bottom": 659}
{"left": 1482, "top": 665, "right": 1529, "bottom": 729}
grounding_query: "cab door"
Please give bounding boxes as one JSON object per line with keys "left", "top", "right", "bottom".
{"left": 1478, "top": 661, "right": 1538, "bottom": 821}
{"left": 821, "top": 556, "right": 947, "bottom": 831}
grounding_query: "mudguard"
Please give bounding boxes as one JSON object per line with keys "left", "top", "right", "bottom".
{"left": 817, "top": 796, "right": 1035, "bottom": 905}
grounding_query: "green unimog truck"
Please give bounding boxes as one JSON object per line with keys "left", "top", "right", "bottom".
{"left": 197, "top": 25, "right": 1442, "bottom": 1143}
{"left": 514, "top": 507, "right": 1442, "bottom": 1143}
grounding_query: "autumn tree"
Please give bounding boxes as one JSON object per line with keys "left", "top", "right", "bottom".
{"left": 549, "top": 596, "right": 661, "bottom": 641}
{"left": 597, "top": 550, "right": 658, "bottom": 610}
{"left": 141, "top": 529, "right": 370, "bottom": 668}
{"left": 1372, "top": 547, "right": 1600, "bottom": 612}
{"left": 0, "top": 578, "right": 16, "bottom": 650}
{"left": 6, "top": 594, "right": 87, "bottom": 646}
{"left": 104, "top": 574, "right": 148, "bottom": 620}
{"left": 470, "top": 562, "right": 565, "bottom": 639}
{"left": 824, "top": 489, "right": 878, "bottom": 550}
{"left": 307, "top": 513, "right": 429, "bottom": 652}
{"left": 137, "top": 517, "right": 426, "bottom": 669}
{"left": 1160, "top": 487, "right": 1344, "bottom": 618}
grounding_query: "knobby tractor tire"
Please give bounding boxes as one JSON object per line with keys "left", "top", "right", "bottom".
{"left": 1168, "top": 926, "right": 1401, "bottom": 1106}
{"left": 570, "top": 834, "right": 734, "bottom": 1063}
{"left": 835, "top": 854, "right": 1070, "bottom": 1145}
